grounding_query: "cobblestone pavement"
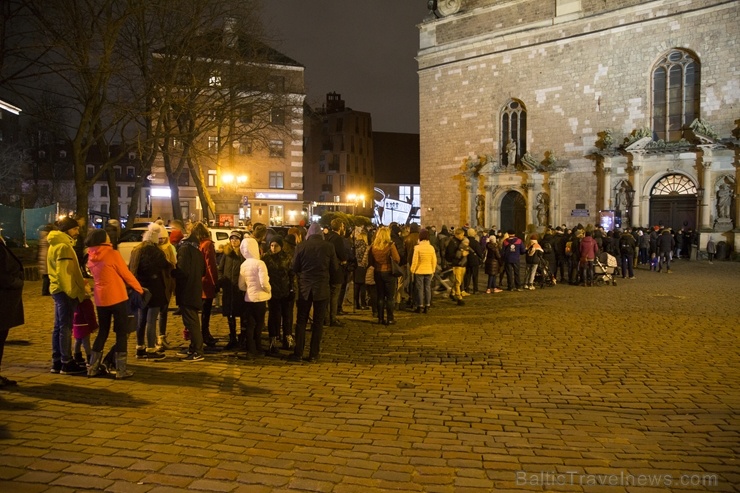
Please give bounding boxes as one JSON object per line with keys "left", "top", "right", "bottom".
{"left": 1, "top": 259, "right": 738, "bottom": 492}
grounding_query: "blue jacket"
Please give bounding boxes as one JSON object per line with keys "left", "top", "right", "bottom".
{"left": 502, "top": 236, "right": 526, "bottom": 264}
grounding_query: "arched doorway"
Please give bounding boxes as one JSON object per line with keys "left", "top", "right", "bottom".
{"left": 500, "top": 190, "right": 526, "bottom": 236}
{"left": 649, "top": 174, "right": 697, "bottom": 230}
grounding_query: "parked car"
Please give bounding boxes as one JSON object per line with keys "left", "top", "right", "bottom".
{"left": 116, "top": 227, "right": 151, "bottom": 265}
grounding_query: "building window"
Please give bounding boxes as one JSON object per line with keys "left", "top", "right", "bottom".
{"left": 181, "top": 201, "right": 189, "bottom": 219}
{"left": 209, "top": 72, "right": 221, "bottom": 87}
{"left": 336, "top": 118, "right": 343, "bottom": 132}
{"left": 651, "top": 174, "right": 697, "bottom": 196}
{"left": 269, "top": 171, "right": 284, "bottom": 189}
{"left": 239, "top": 140, "right": 252, "bottom": 155}
{"left": 652, "top": 49, "right": 700, "bottom": 142}
{"left": 100, "top": 203, "right": 108, "bottom": 213}
{"left": 116, "top": 186, "right": 121, "bottom": 197}
{"left": 208, "top": 136, "right": 219, "bottom": 153}
{"left": 340, "top": 174, "right": 346, "bottom": 192}
{"left": 500, "top": 99, "right": 527, "bottom": 166}
{"left": 100, "top": 185, "right": 108, "bottom": 197}
{"left": 127, "top": 186, "right": 134, "bottom": 198}
{"left": 269, "top": 140, "right": 284, "bottom": 157}
{"left": 207, "top": 170, "right": 217, "bottom": 187}
{"left": 114, "top": 166, "right": 121, "bottom": 179}
{"left": 86, "top": 165, "right": 94, "bottom": 178}
{"left": 269, "top": 205, "right": 284, "bottom": 226}
{"left": 239, "top": 104, "right": 253, "bottom": 124}
{"left": 270, "top": 108, "right": 285, "bottom": 125}
{"left": 126, "top": 166, "right": 135, "bottom": 179}
{"left": 319, "top": 162, "right": 326, "bottom": 173}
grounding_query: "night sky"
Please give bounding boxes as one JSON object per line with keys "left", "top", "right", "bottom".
{"left": 260, "top": 1, "right": 429, "bottom": 134}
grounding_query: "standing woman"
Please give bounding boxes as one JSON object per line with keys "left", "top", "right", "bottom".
{"left": 85, "top": 229, "right": 144, "bottom": 379}
{"left": 191, "top": 222, "right": 219, "bottom": 347}
{"left": 217, "top": 230, "right": 246, "bottom": 350}
{"left": 410, "top": 229, "right": 437, "bottom": 314}
{"left": 238, "top": 237, "right": 271, "bottom": 358}
{"left": 0, "top": 229, "right": 24, "bottom": 388}
{"left": 484, "top": 234, "right": 503, "bottom": 293}
{"left": 352, "top": 227, "right": 370, "bottom": 310}
{"left": 368, "top": 226, "right": 401, "bottom": 325}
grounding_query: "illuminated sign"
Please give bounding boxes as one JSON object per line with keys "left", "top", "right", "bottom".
{"left": 151, "top": 187, "right": 172, "bottom": 198}
{"left": 254, "top": 192, "right": 298, "bottom": 200}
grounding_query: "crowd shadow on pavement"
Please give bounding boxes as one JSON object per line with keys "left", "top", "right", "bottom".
{"left": 9, "top": 382, "right": 151, "bottom": 408}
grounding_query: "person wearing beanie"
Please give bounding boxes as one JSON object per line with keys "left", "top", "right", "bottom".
{"left": 410, "top": 228, "right": 436, "bottom": 313}
{"left": 263, "top": 234, "right": 294, "bottom": 353}
{"left": 47, "top": 216, "right": 89, "bottom": 375}
{"left": 217, "top": 231, "right": 247, "bottom": 351}
{"left": 289, "top": 222, "right": 340, "bottom": 362}
{"left": 85, "top": 229, "right": 145, "bottom": 379}
{"left": 464, "top": 228, "right": 484, "bottom": 295}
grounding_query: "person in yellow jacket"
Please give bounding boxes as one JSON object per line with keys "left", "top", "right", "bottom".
{"left": 410, "top": 229, "right": 437, "bottom": 314}
{"left": 47, "top": 217, "right": 90, "bottom": 375}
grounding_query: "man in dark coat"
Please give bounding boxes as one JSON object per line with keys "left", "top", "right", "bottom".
{"left": 501, "top": 230, "right": 526, "bottom": 291}
{"left": 323, "top": 218, "right": 348, "bottom": 327}
{"left": 289, "top": 223, "right": 339, "bottom": 363}
{"left": 657, "top": 228, "right": 675, "bottom": 273}
{"left": 173, "top": 232, "right": 206, "bottom": 361}
{"left": 0, "top": 232, "right": 24, "bottom": 387}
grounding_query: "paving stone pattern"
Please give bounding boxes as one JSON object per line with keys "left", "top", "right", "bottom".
{"left": 0, "top": 260, "right": 738, "bottom": 492}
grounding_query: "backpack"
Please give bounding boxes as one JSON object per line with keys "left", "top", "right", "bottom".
{"left": 564, "top": 241, "right": 573, "bottom": 256}
{"left": 542, "top": 241, "right": 553, "bottom": 255}
{"left": 619, "top": 238, "right": 632, "bottom": 254}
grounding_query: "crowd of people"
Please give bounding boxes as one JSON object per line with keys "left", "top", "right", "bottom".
{"left": 0, "top": 213, "right": 708, "bottom": 385}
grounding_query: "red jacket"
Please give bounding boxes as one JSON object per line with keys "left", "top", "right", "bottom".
{"left": 579, "top": 236, "right": 599, "bottom": 261}
{"left": 200, "top": 239, "right": 218, "bottom": 299}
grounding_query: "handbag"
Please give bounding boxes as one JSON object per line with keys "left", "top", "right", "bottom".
{"left": 389, "top": 250, "right": 404, "bottom": 277}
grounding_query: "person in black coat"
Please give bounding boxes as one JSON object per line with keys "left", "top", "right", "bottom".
{"left": 323, "top": 218, "right": 349, "bottom": 327}
{"left": 289, "top": 223, "right": 339, "bottom": 363}
{"left": 173, "top": 233, "right": 206, "bottom": 361}
{"left": 217, "top": 232, "right": 247, "bottom": 350}
{"left": 463, "top": 228, "right": 484, "bottom": 294}
{"left": 0, "top": 233, "right": 24, "bottom": 388}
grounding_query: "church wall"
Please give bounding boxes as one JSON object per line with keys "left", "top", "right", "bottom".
{"left": 419, "top": 0, "right": 739, "bottom": 229}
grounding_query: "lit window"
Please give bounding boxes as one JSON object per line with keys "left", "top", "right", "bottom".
{"left": 269, "top": 171, "right": 284, "bottom": 189}
{"left": 652, "top": 174, "right": 697, "bottom": 196}
{"left": 208, "top": 136, "right": 219, "bottom": 154}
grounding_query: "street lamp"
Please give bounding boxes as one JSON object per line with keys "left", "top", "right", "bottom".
{"left": 347, "top": 193, "right": 365, "bottom": 215}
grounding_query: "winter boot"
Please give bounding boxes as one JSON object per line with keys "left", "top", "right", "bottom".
{"left": 268, "top": 337, "right": 280, "bottom": 355}
{"left": 115, "top": 353, "right": 134, "bottom": 379}
{"left": 102, "top": 347, "right": 117, "bottom": 374}
{"left": 87, "top": 351, "right": 103, "bottom": 377}
{"left": 156, "top": 334, "right": 172, "bottom": 350}
{"left": 225, "top": 318, "right": 238, "bottom": 350}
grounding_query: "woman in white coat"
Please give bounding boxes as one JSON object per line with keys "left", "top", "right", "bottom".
{"left": 238, "top": 237, "right": 271, "bottom": 358}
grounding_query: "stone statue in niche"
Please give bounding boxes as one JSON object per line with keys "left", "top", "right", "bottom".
{"left": 717, "top": 183, "right": 732, "bottom": 219}
{"left": 615, "top": 182, "right": 631, "bottom": 214}
{"left": 535, "top": 193, "right": 549, "bottom": 227}
{"left": 476, "top": 195, "right": 485, "bottom": 227}
{"left": 506, "top": 139, "right": 517, "bottom": 166}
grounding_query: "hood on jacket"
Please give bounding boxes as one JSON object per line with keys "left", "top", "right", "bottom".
{"left": 87, "top": 244, "right": 114, "bottom": 265}
{"left": 240, "top": 237, "right": 260, "bottom": 260}
{"left": 47, "top": 230, "right": 75, "bottom": 247}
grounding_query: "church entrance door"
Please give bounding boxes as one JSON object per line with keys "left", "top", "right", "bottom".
{"left": 500, "top": 191, "right": 527, "bottom": 237}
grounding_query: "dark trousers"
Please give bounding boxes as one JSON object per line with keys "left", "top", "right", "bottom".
{"left": 504, "top": 261, "right": 520, "bottom": 290}
{"left": 375, "top": 271, "right": 397, "bottom": 322}
{"left": 243, "top": 301, "right": 267, "bottom": 354}
{"left": 268, "top": 294, "right": 294, "bottom": 339}
{"left": 180, "top": 306, "right": 203, "bottom": 355}
{"left": 93, "top": 300, "right": 129, "bottom": 353}
{"left": 353, "top": 282, "right": 367, "bottom": 308}
{"left": 201, "top": 297, "right": 214, "bottom": 337}
{"left": 464, "top": 264, "right": 480, "bottom": 293}
{"left": 620, "top": 254, "right": 634, "bottom": 278}
{"left": 294, "top": 294, "right": 328, "bottom": 359}
{"left": 41, "top": 274, "right": 51, "bottom": 296}
{"left": 555, "top": 255, "right": 566, "bottom": 281}
{"left": 0, "top": 328, "right": 9, "bottom": 368}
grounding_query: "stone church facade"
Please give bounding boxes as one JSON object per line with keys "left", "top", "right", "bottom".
{"left": 418, "top": 0, "right": 739, "bottom": 252}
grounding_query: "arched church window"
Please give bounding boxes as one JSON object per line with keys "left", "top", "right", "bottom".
{"left": 500, "top": 100, "right": 527, "bottom": 166}
{"left": 651, "top": 174, "right": 697, "bottom": 196}
{"left": 652, "top": 49, "right": 700, "bottom": 142}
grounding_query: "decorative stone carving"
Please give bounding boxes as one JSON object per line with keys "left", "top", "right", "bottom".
{"left": 716, "top": 181, "right": 733, "bottom": 220}
{"left": 433, "top": 0, "right": 461, "bottom": 18}
{"left": 520, "top": 152, "right": 538, "bottom": 170}
{"left": 690, "top": 118, "right": 720, "bottom": 143}
{"left": 536, "top": 193, "right": 550, "bottom": 227}
{"left": 476, "top": 195, "right": 485, "bottom": 227}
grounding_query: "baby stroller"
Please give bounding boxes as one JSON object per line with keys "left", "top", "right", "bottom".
{"left": 535, "top": 256, "right": 556, "bottom": 288}
{"left": 594, "top": 252, "right": 619, "bottom": 286}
